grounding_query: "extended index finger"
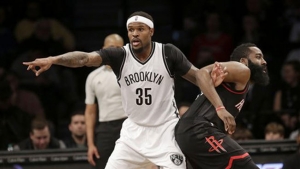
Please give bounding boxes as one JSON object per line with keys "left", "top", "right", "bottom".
{"left": 23, "top": 61, "right": 34, "bottom": 65}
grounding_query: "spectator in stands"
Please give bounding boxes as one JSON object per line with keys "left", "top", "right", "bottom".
{"left": 0, "top": 78, "right": 31, "bottom": 150}
{"left": 14, "top": 118, "right": 66, "bottom": 150}
{"left": 282, "top": 128, "right": 300, "bottom": 169}
{"left": 264, "top": 122, "right": 285, "bottom": 140}
{"left": 14, "top": 0, "right": 75, "bottom": 51}
{"left": 189, "top": 12, "right": 233, "bottom": 65}
{"left": 64, "top": 110, "right": 87, "bottom": 148}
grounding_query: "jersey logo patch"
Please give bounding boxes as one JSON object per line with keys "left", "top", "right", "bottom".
{"left": 195, "top": 91, "right": 204, "bottom": 100}
{"left": 235, "top": 99, "right": 245, "bottom": 112}
{"left": 205, "top": 136, "right": 227, "bottom": 153}
{"left": 170, "top": 154, "right": 183, "bottom": 166}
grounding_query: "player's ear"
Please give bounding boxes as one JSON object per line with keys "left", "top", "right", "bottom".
{"left": 150, "top": 28, "right": 154, "bottom": 36}
{"left": 240, "top": 58, "right": 248, "bottom": 66}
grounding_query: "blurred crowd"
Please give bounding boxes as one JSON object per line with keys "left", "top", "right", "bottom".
{"left": 0, "top": 0, "right": 300, "bottom": 152}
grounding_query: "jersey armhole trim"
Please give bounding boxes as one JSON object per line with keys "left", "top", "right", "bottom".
{"left": 162, "top": 44, "right": 174, "bottom": 78}
{"left": 221, "top": 83, "right": 248, "bottom": 94}
{"left": 117, "top": 47, "right": 126, "bottom": 81}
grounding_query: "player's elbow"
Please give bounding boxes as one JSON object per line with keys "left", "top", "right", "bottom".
{"left": 196, "top": 67, "right": 210, "bottom": 77}
{"left": 85, "top": 52, "right": 102, "bottom": 67}
{"left": 195, "top": 68, "right": 210, "bottom": 84}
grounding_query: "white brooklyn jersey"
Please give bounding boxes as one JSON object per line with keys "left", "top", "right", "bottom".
{"left": 118, "top": 42, "right": 178, "bottom": 126}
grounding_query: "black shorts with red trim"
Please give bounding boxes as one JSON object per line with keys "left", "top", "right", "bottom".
{"left": 175, "top": 119, "right": 258, "bottom": 169}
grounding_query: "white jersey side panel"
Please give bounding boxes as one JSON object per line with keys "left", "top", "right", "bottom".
{"left": 118, "top": 42, "right": 178, "bottom": 126}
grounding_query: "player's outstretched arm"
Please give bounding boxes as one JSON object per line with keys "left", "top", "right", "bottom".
{"left": 23, "top": 51, "right": 102, "bottom": 76}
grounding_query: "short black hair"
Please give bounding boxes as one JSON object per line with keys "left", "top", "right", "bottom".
{"left": 69, "top": 107, "right": 85, "bottom": 124}
{"left": 230, "top": 43, "right": 257, "bottom": 61}
{"left": 30, "top": 118, "right": 49, "bottom": 133}
{"left": 128, "top": 11, "right": 154, "bottom": 23}
{"left": 71, "top": 110, "right": 84, "bottom": 118}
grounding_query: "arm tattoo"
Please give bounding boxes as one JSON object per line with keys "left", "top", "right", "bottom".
{"left": 56, "top": 51, "right": 89, "bottom": 67}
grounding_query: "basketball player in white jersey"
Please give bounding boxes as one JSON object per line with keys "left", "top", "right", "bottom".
{"left": 23, "top": 11, "right": 228, "bottom": 169}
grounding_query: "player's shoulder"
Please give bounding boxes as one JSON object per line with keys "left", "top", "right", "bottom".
{"left": 164, "top": 43, "right": 180, "bottom": 52}
{"left": 153, "top": 41, "right": 176, "bottom": 48}
{"left": 226, "top": 61, "right": 250, "bottom": 71}
{"left": 163, "top": 43, "right": 177, "bottom": 49}
{"left": 101, "top": 46, "right": 126, "bottom": 54}
{"left": 161, "top": 43, "right": 182, "bottom": 55}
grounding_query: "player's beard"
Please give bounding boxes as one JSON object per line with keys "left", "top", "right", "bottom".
{"left": 133, "top": 46, "right": 144, "bottom": 54}
{"left": 132, "top": 41, "right": 151, "bottom": 54}
{"left": 248, "top": 59, "right": 270, "bottom": 86}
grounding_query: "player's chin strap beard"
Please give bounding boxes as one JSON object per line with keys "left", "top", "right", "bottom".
{"left": 131, "top": 45, "right": 143, "bottom": 54}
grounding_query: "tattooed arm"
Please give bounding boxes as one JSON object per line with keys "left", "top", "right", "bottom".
{"left": 23, "top": 51, "right": 102, "bottom": 76}
{"left": 52, "top": 51, "right": 101, "bottom": 67}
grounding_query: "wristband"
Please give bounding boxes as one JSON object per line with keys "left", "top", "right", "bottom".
{"left": 216, "top": 106, "right": 225, "bottom": 111}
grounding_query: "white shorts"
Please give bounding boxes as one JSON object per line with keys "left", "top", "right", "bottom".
{"left": 105, "top": 118, "right": 186, "bottom": 169}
